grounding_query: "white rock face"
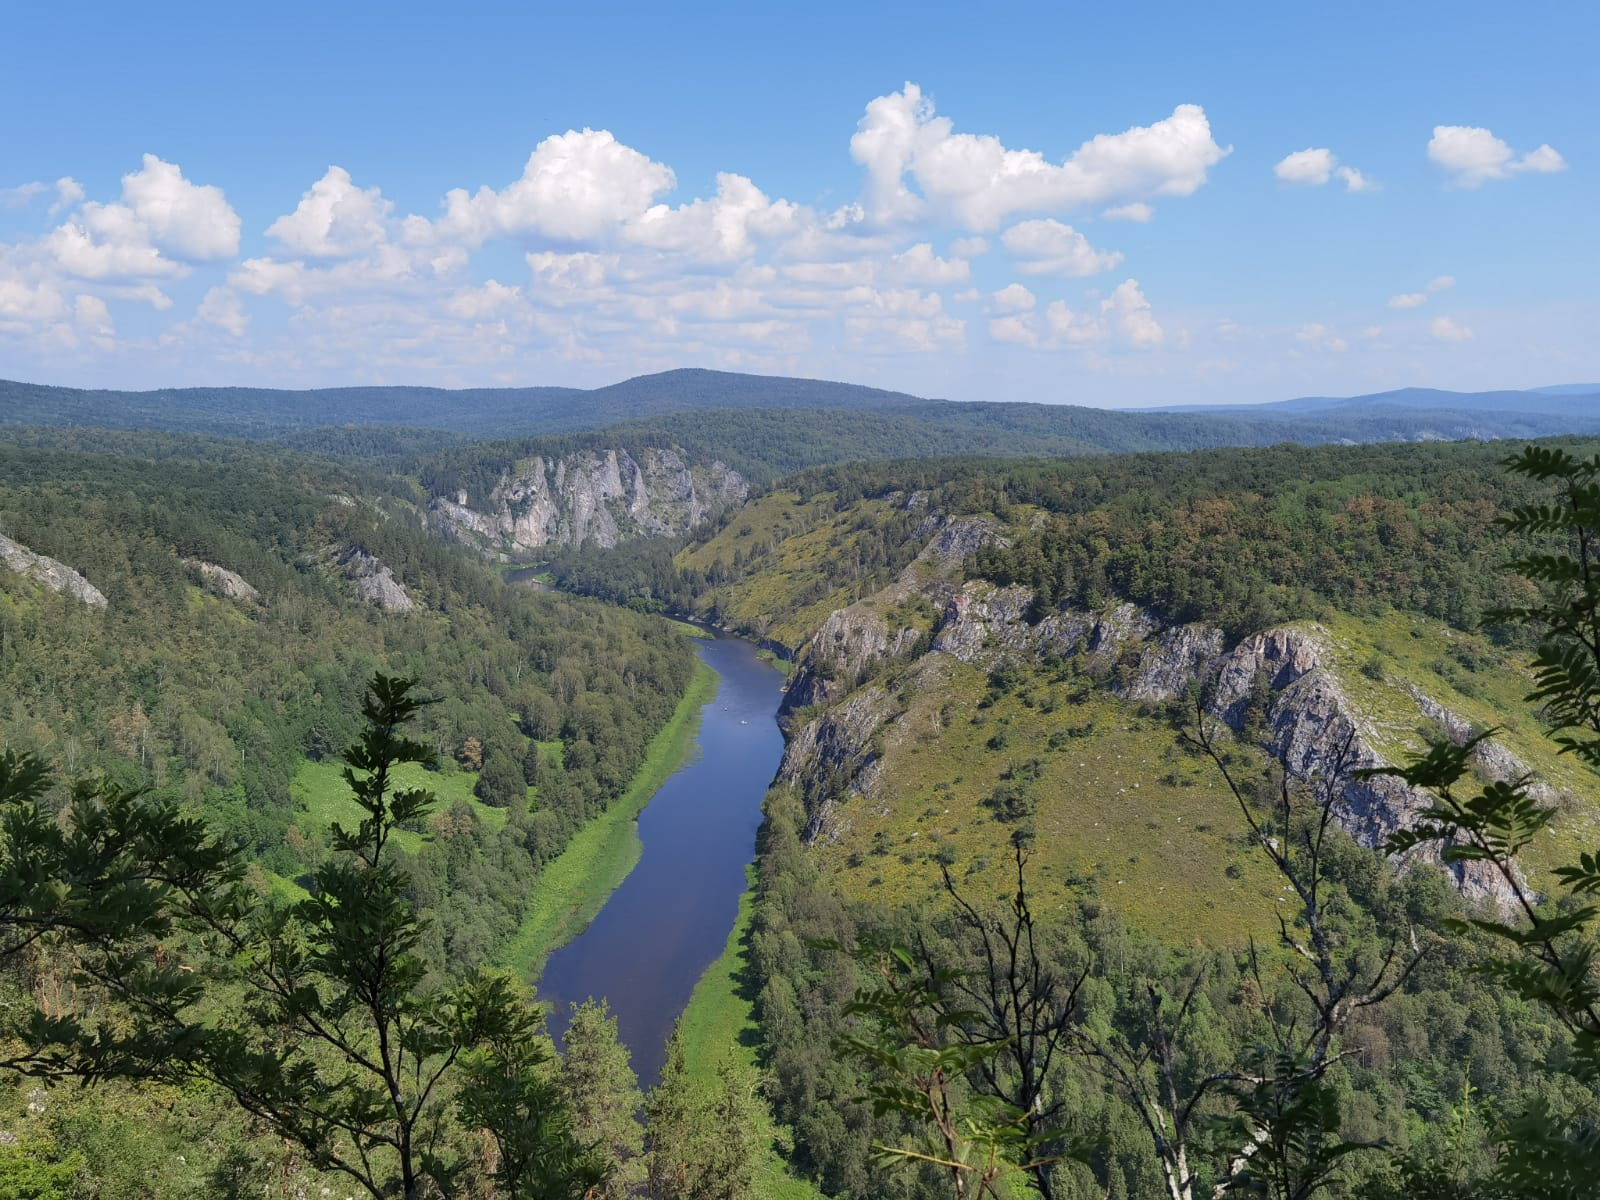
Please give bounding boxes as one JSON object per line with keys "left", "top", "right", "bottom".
{"left": 185, "top": 560, "right": 261, "bottom": 604}
{"left": 783, "top": 528, "right": 1536, "bottom": 907}
{"left": 0, "top": 533, "right": 107, "bottom": 607}
{"left": 339, "top": 549, "right": 415, "bottom": 612}
{"left": 430, "top": 447, "right": 748, "bottom": 552}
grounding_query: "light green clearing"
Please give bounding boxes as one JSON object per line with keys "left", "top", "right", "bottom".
{"left": 755, "top": 648, "right": 793, "bottom": 677}
{"left": 501, "top": 660, "right": 719, "bottom": 979}
{"left": 291, "top": 758, "right": 509, "bottom": 852}
{"left": 676, "top": 868, "right": 827, "bottom": 1200}
{"left": 666, "top": 617, "right": 710, "bottom": 639}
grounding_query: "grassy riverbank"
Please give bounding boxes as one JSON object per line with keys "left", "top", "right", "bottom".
{"left": 501, "top": 659, "right": 719, "bottom": 979}
{"left": 676, "top": 867, "right": 826, "bottom": 1200}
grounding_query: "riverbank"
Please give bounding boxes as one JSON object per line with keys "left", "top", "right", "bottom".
{"left": 500, "top": 658, "right": 719, "bottom": 979}
{"left": 675, "top": 865, "right": 826, "bottom": 1200}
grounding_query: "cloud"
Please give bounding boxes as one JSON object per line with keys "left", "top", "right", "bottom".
{"left": 1430, "top": 315, "right": 1474, "bottom": 342}
{"left": 949, "top": 236, "right": 988, "bottom": 257}
{"left": 410, "top": 129, "right": 676, "bottom": 245}
{"left": 2, "top": 177, "right": 85, "bottom": 214}
{"left": 1427, "top": 125, "right": 1566, "bottom": 186}
{"left": 267, "top": 167, "right": 393, "bottom": 259}
{"left": 1295, "top": 321, "right": 1347, "bottom": 351}
{"left": 1102, "top": 202, "right": 1153, "bottom": 222}
{"left": 1275, "top": 148, "right": 1337, "bottom": 186}
{"left": 197, "top": 287, "right": 249, "bottom": 335}
{"left": 992, "top": 283, "right": 1036, "bottom": 313}
{"left": 988, "top": 314, "right": 1038, "bottom": 347}
{"left": 1101, "top": 279, "right": 1163, "bottom": 347}
{"left": 73, "top": 293, "right": 113, "bottom": 336}
{"left": 1275, "top": 148, "right": 1377, "bottom": 191}
{"left": 118, "top": 155, "right": 240, "bottom": 260}
{"left": 41, "top": 155, "right": 239, "bottom": 282}
{"left": 1044, "top": 301, "right": 1107, "bottom": 344}
{"left": 886, "top": 242, "right": 970, "bottom": 285}
{"left": 0, "top": 182, "right": 47, "bottom": 209}
{"left": 849, "top": 83, "right": 1228, "bottom": 230}
{"left": 1389, "top": 274, "right": 1456, "bottom": 309}
{"left": 1001, "top": 219, "right": 1123, "bottom": 277}
{"left": 627, "top": 172, "right": 800, "bottom": 263}
{"left": 1336, "top": 166, "right": 1377, "bottom": 192}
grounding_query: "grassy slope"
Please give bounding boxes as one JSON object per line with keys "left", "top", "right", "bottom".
{"left": 686, "top": 480, "right": 1600, "bottom": 943}
{"left": 500, "top": 660, "right": 719, "bottom": 978}
{"left": 292, "top": 759, "right": 508, "bottom": 849}
{"left": 678, "top": 490, "right": 895, "bottom": 649}
{"left": 675, "top": 868, "right": 827, "bottom": 1200}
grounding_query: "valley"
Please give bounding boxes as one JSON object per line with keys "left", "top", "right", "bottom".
{"left": 1, "top": 386, "right": 1598, "bottom": 1197}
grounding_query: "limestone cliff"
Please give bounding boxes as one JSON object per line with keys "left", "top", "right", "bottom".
{"left": 0, "top": 533, "right": 107, "bottom": 607}
{"left": 338, "top": 548, "right": 415, "bottom": 612}
{"left": 430, "top": 447, "right": 748, "bottom": 553}
{"left": 184, "top": 560, "right": 261, "bottom": 605}
{"left": 779, "top": 532, "right": 1548, "bottom": 909}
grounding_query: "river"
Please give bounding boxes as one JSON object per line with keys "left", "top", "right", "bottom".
{"left": 537, "top": 631, "right": 786, "bottom": 1087}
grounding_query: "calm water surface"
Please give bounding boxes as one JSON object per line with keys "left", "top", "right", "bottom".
{"left": 537, "top": 632, "right": 785, "bottom": 1086}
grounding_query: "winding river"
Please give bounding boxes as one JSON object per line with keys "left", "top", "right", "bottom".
{"left": 537, "top": 632, "right": 786, "bottom": 1086}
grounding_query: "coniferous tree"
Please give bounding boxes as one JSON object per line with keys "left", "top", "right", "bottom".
{"left": 557, "top": 999, "right": 646, "bottom": 1198}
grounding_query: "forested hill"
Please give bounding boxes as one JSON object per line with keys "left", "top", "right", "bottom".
{"left": 649, "top": 436, "right": 1600, "bottom": 1196}
{"left": 8, "top": 370, "right": 1600, "bottom": 469}
{"left": 0, "top": 432, "right": 697, "bottom": 972}
{"left": 0, "top": 368, "right": 928, "bottom": 441}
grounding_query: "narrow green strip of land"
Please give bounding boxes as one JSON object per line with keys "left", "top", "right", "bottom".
{"left": 676, "top": 866, "right": 826, "bottom": 1200}
{"left": 501, "top": 659, "right": 718, "bottom": 979}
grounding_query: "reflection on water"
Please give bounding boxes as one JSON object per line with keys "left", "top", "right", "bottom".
{"left": 537, "top": 632, "right": 785, "bottom": 1087}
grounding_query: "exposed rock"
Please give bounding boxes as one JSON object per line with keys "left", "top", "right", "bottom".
{"left": 789, "top": 566, "right": 1538, "bottom": 907}
{"left": 429, "top": 447, "right": 748, "bottom": 553}
{"left": 184, "top": 559, "right": 261, "bottom": 605}
{"left": 339, "top": 549, "right": 414, "bottom": 612}
{"left": 0, "top": 533, "right": 106, "bottom": 607}
{"left": 780, "top": 685, "right": 895, "bottom": 844}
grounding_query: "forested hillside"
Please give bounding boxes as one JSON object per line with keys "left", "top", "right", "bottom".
{"left": 583, "top": 436, "right": 1600, "bottom": 1197}
{"left": 0, "top": 434, "right": 695, "bottom": 968}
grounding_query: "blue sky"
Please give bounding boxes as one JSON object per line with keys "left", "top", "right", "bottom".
{"left": 1, "top": 0, "right": 1593, "bottom": 405}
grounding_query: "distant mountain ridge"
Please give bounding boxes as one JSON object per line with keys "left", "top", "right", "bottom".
{"left": 0, "top": 369, "right": 932, "bottom": 440}
{"left": 4, "top": 371, "right": 1599, "bottom": 473}
{"left": 1141, "top": 384, "right": 1600, "bottom": 417}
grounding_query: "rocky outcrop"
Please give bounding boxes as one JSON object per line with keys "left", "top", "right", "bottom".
{"left": 780, "top": 685, "right": 896, "bottom": 844}
{"left": 0, "top": 534, "right": 106, "bottom": 607}
{"left": 339, "top": 549, "right": 414, "bottom": 612}
{"left": 185, "top": 560, "right": 261, "bottom": 605}
{"left": 430, "top": 448, "right": 748, "bottom": 553}
{"left": 782, "top": 605, "right": 922, "bottom": 712}
{"left": 785, "top": 555, "right": 1536, "bottom": 906}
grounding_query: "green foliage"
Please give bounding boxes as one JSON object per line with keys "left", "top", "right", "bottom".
{"left": 646, "top": 1029, "right": 767, "bottom": 1200}
{"left": 557, "top": 999, "right": 646, "bottom": 1198}
{"left": 5, "top": 674, "right": 606, "bottom": 1200}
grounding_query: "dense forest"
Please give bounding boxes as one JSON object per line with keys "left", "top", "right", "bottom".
{"left": 5, "top": 419, "right": 1600, "bottom": 1198}
{"left": 0, "top": 434, "right": 695, "bottom": 971}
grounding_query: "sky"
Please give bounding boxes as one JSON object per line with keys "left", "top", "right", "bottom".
{"left": 1, "top": 1, "right": 1594, "bottom": 406}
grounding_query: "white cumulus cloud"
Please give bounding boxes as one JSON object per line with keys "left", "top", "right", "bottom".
{"left": 414, "top": 128, "right": 676, "bottom": 245}
{"left": 1275, "top": 148, "right": 1338, "bottom": 186}
{"left": 267, "top": 167, "right": 393, "bottom": 259}
{"left": 1001, "top": 219, "right": 1123, "bottom": 277}
{"left": 1101, "top": 279, "right": 1163, "bottom": 347}
{"left": 1428, "top": 125, "right": 1566, "bottom": 186}
{"left": 1274, "top": 148, "right": 1376, "bottom": 191}
{"left": 1430, "top": 315, "right": 1474, "bottom": 342}
{"left": 992, "top": 283, "right": 1036, "bottom": 313}
{"left": 1102, "top": 202, "right": 1154, "bottom": 222}
{"left": 1389, "top": 293, "right": 1426, "bottom": 309}
{"left": 850, "top": 83, "right": 1228, "bottom": 230}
